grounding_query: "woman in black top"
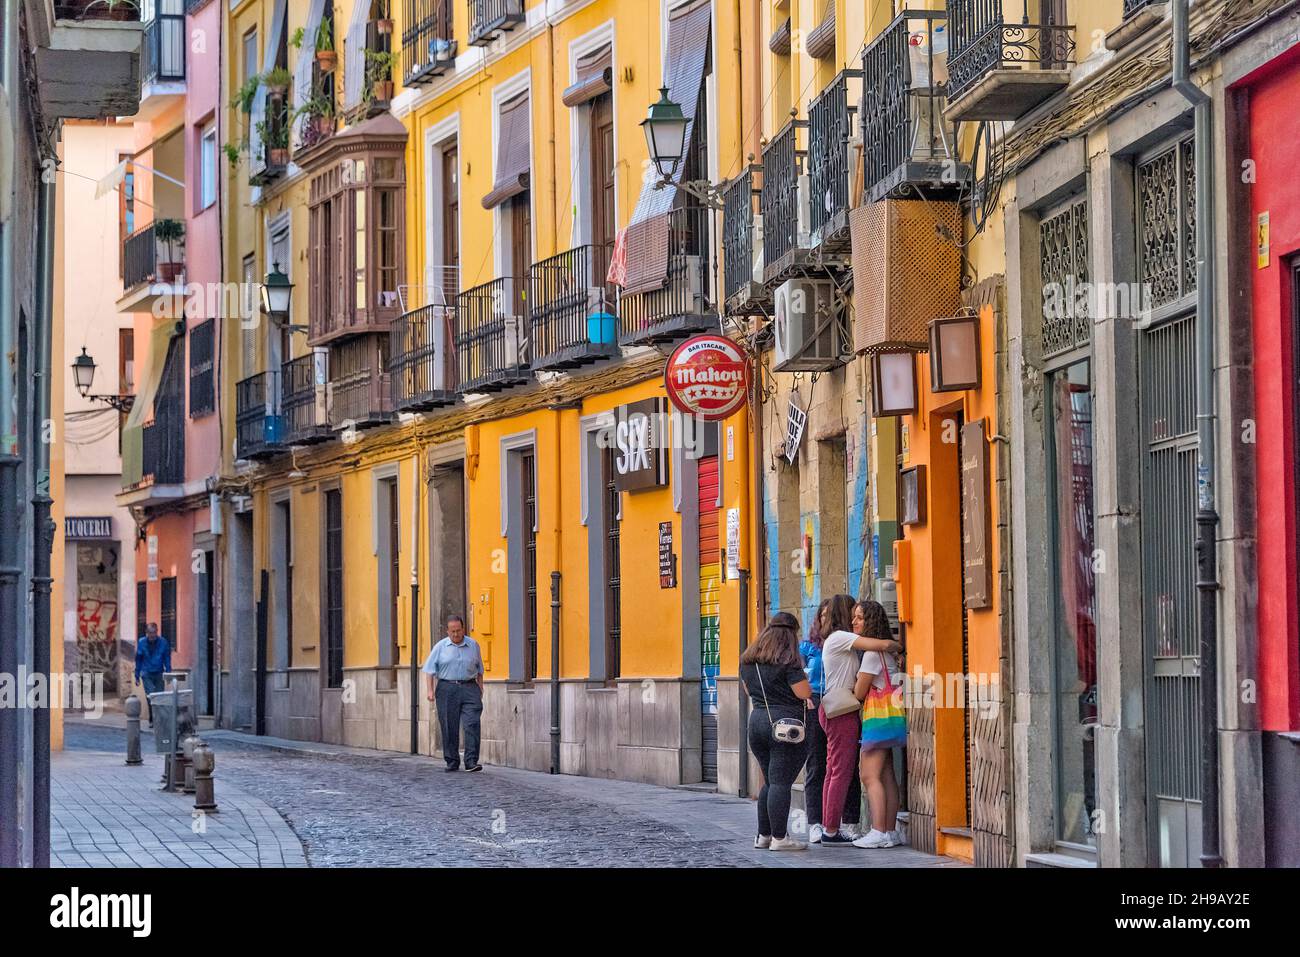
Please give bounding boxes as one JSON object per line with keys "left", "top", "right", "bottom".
{"left": 740, "top": 611, "right": 813, "bottom": 851}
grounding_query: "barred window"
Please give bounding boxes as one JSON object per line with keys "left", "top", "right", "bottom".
{"left": 1137, "top": 137, "right": 1197, "bottom": 312}
{"left": 1040, "top": 198, "right": 1090, "bottom": 359}
{"left": 189, "top": 319, "right": 215, "bottom": 417}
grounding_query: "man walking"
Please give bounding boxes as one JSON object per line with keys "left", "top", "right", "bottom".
{"left": 134, "top": 622, "right": 171, "bottom": 726}
{"left": 423, "top": 614, "right": 484, "bottom": 772}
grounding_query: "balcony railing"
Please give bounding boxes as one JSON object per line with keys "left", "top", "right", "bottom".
{"left": 402, "top": 0, "right": 456, "bottom": 86}
{"left": 863, "top": 10, "right": 967, "bottom": 202}
{"left": 619, "top": 205, "right": 714, "bottom": 345}
{"left": 235, "top": 371, "right": 285, "bottom": 460}
{"left": 468, "top": 0, "right": 525, "bottom": 47}
{"left": 141, "top": 416, "right": 184, "bottom": 484}
{"left": 722, "top": 165, "right": 767, "bottom": 314}
{"left": 142, "top": 7, "right": 186, "bottom": 84}
{"left": 807, "top": 69, "right": 861, "bottom": 251}
{"left": 281, "top": 353, "right": 332, "bottom": 445}
{"left": 455, "top": 277, "right": 530, "bottom": 393}
{"left": 761, "top": 120, "right": 807, "bottom": 285}
{"left": 122, "top": 219, "right": 185, "bottom": 291}
{"left": 53, "top": 0, "right": 141, "bottom": 21}
{"left": 529, "top": 245, "right": 620, "bottom": 371}
{"left": 1123, "top": 0, "right": 1161, "bottom": 15}
{"left": 946, "top": 0, "right": 1076, "bottom": 119}
{"left": 329, "top": 361, "right": 393, "bottom": 429}
{"left": 391, "top": 303, "right": 458, "bottom": 410}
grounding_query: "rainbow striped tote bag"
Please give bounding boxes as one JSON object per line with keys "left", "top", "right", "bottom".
{"left": 860, "top": 656, "right": 907, "bottom": 751}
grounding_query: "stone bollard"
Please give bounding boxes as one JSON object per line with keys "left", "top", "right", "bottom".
{"left": 124, "top": 695, "right": 143, "bottom": 766}
{"left": 181, "top": 734, "right": 199, "bottom": 793}
{"left": 192, "top": 743, "right": 218, "bottom": 812}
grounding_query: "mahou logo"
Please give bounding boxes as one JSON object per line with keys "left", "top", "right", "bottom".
{"left": 664, "top": 335, "right": 749, "bottom": 422}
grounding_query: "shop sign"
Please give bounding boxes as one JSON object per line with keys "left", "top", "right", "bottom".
{"left": 658, "top": 522, "right": 677, "bottom": 588}
{"left": 785, "top": 395, "right": 808, "bottom": 465}
{"left": 726, "top": 508, "right": 741, "bottom": 580}
{"left": 664, "top": 335, "right": 748, "bottom": 421}
{"left": 613, "top": 398, "right": 669, "bottom": 492}
{"left": 65, "top": 516, "right": 113, "bottom": 540}
{"left": 961, "top": 419, "right": 992, "bottom": 609}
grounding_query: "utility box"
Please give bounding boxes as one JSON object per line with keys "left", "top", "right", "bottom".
{"left": 148, "top": 688, "right": 195, "bottom": 754}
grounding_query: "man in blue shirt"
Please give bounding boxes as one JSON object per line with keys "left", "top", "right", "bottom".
{"left": 134, "top": 622, "right": 172, "bottom": 726}
{"left": 422, "top": 614, "right": 484, "bottom": 772}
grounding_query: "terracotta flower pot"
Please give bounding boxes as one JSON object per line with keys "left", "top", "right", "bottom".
{"left": 376, "top": 18, "right": 394, "bottom": 35}
{"left": 317, "top": 50, "right": 337, "bottom": 72}
{"left": 373, "top": 81, "right": 394, "bottom": 103}
{"left": 158, "top": 262, "right": 183, "bottom": 284}
{"left": 315, "top": 115, "right": 334, "bottom": 136}
{"left": 269, "top": 147, "right": 289, "bottom": 168}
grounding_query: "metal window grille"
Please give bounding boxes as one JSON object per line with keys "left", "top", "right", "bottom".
{"left": 522, "top": 450, "right": 538, "bottom": 682}
{"left": 1040, "top": 198, "right": 1090, "bottom": 358}
{"left": 188, "top": 319, "right": 215, "bottom": 417}
{"left": 325, "top": 489, "right": 345, "bottom": 689}
{"left": 1137, "top": 138, "right": 1197, "bottom": 311}
{"left": 603, "top": 446, "right": 622, "bottom": 681}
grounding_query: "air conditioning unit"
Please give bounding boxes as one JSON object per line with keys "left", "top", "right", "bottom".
{"left": 772, "top": 278, "right": 845, "bottom": 372}
{"left": 796, "top": 174, "right": 813, "bottom": 248}
{"left": 751, "top": 213, "right": 765, "bottom": 284}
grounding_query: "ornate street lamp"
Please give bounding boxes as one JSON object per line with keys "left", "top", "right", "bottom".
{"left": 260, "top": 262, "right": 294, "bottom": 321}
{"left": 641, "top": 86, "right": 723, "bottom": 210}
{"left": 71, "top": 347, "right": 134, "bottom": 414}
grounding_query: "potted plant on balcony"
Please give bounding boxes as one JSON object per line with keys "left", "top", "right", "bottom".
{"left": 153, "top": 218, "right": 185, "bottom": 285}
{"left": 264, "top": 66, "right": 293, "bottom": 98}
{"left": 374, "top": 1, "right": 394, "bottom": 35}
{"left": 257, "top": 119, "right": 291, "bottom": 169}
{"left": 365, "top": 49, "right": 396, "bottom": 105}
{"left": 315, "top": 18, "right": 337, "bottom": 73}
{"left": 293, "top": 92, "right": 336, "bottom": 148}
{"left": 230, "top": 74, "right": 260, "bottom": 114}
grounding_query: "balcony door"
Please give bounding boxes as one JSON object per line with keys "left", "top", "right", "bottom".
{"left": 591, "top": 92, "right": 616, "bottom": 278}
{"left": 509, "top": 193, "right": 532, "bottom": 317}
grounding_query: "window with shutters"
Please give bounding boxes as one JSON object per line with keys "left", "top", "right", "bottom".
{"left": 188, "top": 319, "right": 215, "bottom": 417}
{"left": 324, "top": 488, "right": 345, "bottom": 689}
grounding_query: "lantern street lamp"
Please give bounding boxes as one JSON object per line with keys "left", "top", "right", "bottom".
{"left": 260, "top": 262, "right": 295, "bottom": 321}
{"left": 71, "top": 347, "right": 134, "bottom": 414}
{"left": 641, "top": 87, "right": 724, "bottom": 210}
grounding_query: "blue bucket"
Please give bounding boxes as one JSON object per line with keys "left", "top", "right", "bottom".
{"left": 587, "top": 312, "right": 617, "bottom": 345}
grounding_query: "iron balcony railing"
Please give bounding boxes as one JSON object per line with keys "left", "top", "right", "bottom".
{"left": 619, "top": 205, "right": 714, "bottom": 344}
{"left": 455, "top": 277, "right": 530, "bottom": 392}
{"left": 142, "top": 5, "right": 186, "bottom": 84}
{"left": 281, "top": 353, "right": 331, "bottom": 444}
{"left": 722, "top": 165, "right": 764, "bottom": 311}
{"left": 863, "top": 10, "right": 965, "bottom": 199}
{"left": 122, "top": 222, "right": 158, "bottom": 290}
{"left": 402, "top": 0, "right": 456, "bottom": 86}
{"left": 141, "top": 414, "right": 185, "bottom": 484}
{"left": 391, "top": 303, "right": 458, "bottom": 410}
{"left": 329, "top": 351, "right": 392, "bottom": 429}
{"left": 468, "top": 0, "right": 525, "bottom": 47}
{"left": 1123, "top": 0, "right": 1160, "bottom": 15}
{"left": 760, "top": 120, "right": 807, "bottom": 284}
{"left": 529, "top": 244, "right": 620, "bottom": 370}
{"left": 53, "top": 0, "right": 141, "bottom": 20}
{"left": 947, "top": 0, "right": 1076, "bottom": 104}
{"left": 807, "top": 69, "right": 861, "bottom": 248}
{"left": 235, "top": 371, "right": 284, "bottom": 459}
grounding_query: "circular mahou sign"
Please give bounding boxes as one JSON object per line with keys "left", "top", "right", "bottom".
{"left": 664, "top": 334, "right": 749, "bottom": 422}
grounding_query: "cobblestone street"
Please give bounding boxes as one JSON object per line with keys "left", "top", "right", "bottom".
{"left": 60, "top": 717, "right": 962, "bottom": 868}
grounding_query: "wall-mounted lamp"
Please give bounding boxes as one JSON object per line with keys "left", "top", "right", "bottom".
{"left": 929, "top": 313, "right": 981, "bottom": 393}
{"left": 871, "top": 350, "right": 918, "bottom": 417}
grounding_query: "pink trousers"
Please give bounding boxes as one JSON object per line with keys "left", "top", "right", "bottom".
{"left": 819, "top": 707, "right": 862, "bottom": 833}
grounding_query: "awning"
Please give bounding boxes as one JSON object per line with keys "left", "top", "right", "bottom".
{"left": 621, "top": 0, "right": 711, "bottom": 294}
{"left": 805, "top": 2, "right": 836, "bottom": 61}
{"left": 343, "top": 0, "right": 374, "bottom": 110}
{"left": 482, "top": 91, "right": 532, "bottom": 209}
{"left": 562, "top": 45, "right": 612, "bottom": 108}
{"left": 768, "top": 17, "right": 791, "bottom": 55}
{"left": 121, "top": 320, "right": 179, "bottom": 488}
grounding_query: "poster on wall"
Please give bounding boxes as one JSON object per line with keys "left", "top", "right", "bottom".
{"left": 658, "top": 522, "right": 677, "bottom": 588}
{"left": 726, "top": 508, "right": 741, "bottom": 581}
{"left": 961, "top": 419, "right": 992, "bottom": 609}
{"left": 784, "top": 396, "right": 808, "bottom": 465}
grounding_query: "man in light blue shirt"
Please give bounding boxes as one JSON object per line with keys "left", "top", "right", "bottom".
{"left": 422, "top": 614, "right": 484, "bottom": 772}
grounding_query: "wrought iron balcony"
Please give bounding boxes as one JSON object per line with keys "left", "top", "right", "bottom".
{"left": 235, "top": 371, "right": 285, "bottom": 460}
{"left": 120, "top": 219, "right": 185, "bottom": 315}
{"left": 807, "top": 69, "right": 862, "bottom": 252}
{"left": 863, "top": 10, "right": 969, "bottom": 202}
{"left": 529, "top": 245, "right": 620, "bottom": 371}
{"left": 141, "top": 415, "right": 185, "bottom": 485}
{"left": 722, "top": 165, "right": 768, "bottom": 316}
{"left": 1123, "top": 0, "right": 1162, "bottom": 15}
{"left": 53, "top": 0, "right": 141, "bottom": 20}
{"left": 468, "top": 0, "right": 524, "bottom": 47}
{"left": 761, "top": 119, "right": 809, "bottom": 285}
{"left": 142, "top": 5, "right": 185, "bottom": 84}
{"left": 619, "top": 205, "right": 715, "bottom": 346}
{"left": 122, "top": 222, "right": 159, "bottom": 290}
{"left": 403, "top": 0, "right": 456, "bottom": 86}
{"left": 281, "top": 353, "right": 332, "bottom": 445}
{"left": 328, "top": 339, "right": 393, "bottom": 430}
{"left": 391, "top": 302, "right": 459, "bottom": 410}
{"left": 455, "top": 277, "right": 530, "bottom": 393}
{"left": 946, "top": 0, "right": 1075, "bottom": 121}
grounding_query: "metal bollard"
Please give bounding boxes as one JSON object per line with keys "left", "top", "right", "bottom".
{"left": 192, "top": 743, "right": 218, "bottom": 812}
{"left": 124, "top": 695, "right": 143, "bottom": 766}
{"left": 181, "top": 734, "right": 199, "bottom": 793}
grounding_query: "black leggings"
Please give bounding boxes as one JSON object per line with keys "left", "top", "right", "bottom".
{"left": 803, "top": 693, "right": 861, "bottom": 827}
{"left": 748, "top": 709, "right": 811, "bottom": 839}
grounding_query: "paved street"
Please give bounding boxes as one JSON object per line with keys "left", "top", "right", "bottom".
{"left": 60, "top": 716, "right": 962, "bottom": 868}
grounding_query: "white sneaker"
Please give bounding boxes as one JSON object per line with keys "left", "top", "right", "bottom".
{"left": 808, "top": 824, "right": 824, "bottom": 844}
{"left": 842, "top": 823, "right": 863, "bottom": 841}
{"left": 852, "top": 829, "right": 893, "bottom": 848}
{"left": 887, "top": 829, "right": 905, "bottom": 847}
{"left": 769, "top": 835, "right": 807, "bottom": 852}
{"left": 754, "top": 835, "right": 772, "bottom": 849}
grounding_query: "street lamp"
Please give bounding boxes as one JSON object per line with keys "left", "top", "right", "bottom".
{"left": 642, "top": 86, "right": 688, "bottom": 180}
{"left": 640, "top": 86, "right": 724, "bottom": 211}
{"left": 71, "top": 347, "right": 134, "bottom": 414}
{"left": 260, "top": 262, "right": 294, "bottom": 321}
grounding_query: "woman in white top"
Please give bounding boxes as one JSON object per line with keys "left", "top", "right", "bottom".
{"left": 852, "top": 599, "right": 904, "bottom": 848}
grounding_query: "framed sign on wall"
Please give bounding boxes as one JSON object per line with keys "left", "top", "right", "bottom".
{"left": 900, "top": 465, "right": 927, "bottom": 527}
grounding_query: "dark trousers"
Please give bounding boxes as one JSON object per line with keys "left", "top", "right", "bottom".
{"left": 804, "top": 693, "right": 861, "bottom": 828}
{"left": 435, "top": 680, "right": 482, "bottom": 769}
{"left": 140, "top": 673, "right": 164, "bottom": 723}
{"left": 748, "top": 709, "right": 810, "bottom": 840}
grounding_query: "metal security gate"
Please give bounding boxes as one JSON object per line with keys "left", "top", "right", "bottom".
{"left": 1139, "top": 312, "right": 1202, "bottom": 868}
{"left": 698, "top": 456, "right": 721, "bottom": 783}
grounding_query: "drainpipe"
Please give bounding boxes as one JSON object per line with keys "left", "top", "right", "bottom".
{"left": 549, "top": 410, "right": 563, "bottom": 775}
{"left": 409, "top": 454, "right": 420, "bottom": 755}
{"left": 0, "top": 0, "right": 24, "bottom": 870}
{"left": 1172, "top": 0, "right": 1222, "bottom": 869}
{"left": 31, "top": 167, "right": 55, "bottom": 869}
